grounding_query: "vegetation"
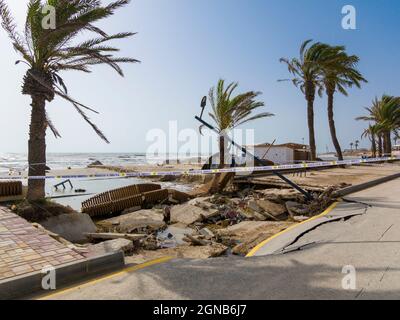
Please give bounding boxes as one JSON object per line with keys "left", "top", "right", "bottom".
{"left": 320, "top": 46, "right": 366, "bottom": 160}
{"left": 280, "top": 40, "right": 333, "bottom": 160}
{"left": 357, "top": 95, "right": 400, "bottom": 156}
{"left": 206, "top": 79, "right": 274, "bottom": 168}
{"left": 0, "top": 0, "right": 138, "bottom": 201}
{"left": 280, "top": 40, "right": 367, "bottom": 161}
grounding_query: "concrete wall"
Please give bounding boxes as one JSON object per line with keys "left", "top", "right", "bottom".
{"left": 254, "top": 146, "right": 294, "bottom": 164}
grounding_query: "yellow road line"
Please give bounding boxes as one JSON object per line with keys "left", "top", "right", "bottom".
{"left": 37, "top": 256, "right": 173, "bottom": 300}
{"left": 246, "top": 201, "right": 339, "bottom": 257}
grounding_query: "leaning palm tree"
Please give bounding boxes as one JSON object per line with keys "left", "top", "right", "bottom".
{"left": 320, "top": 45, "right": 367, "bottom": 160}
{"left": 0, "top": 0, "right": 138, "bottom": 201}
{"left": 280, "top": 40, "right": 335, "bottom": 160}
{"left": 207, "top": 79, "right": 274, "bottom": 168}
{"left": 203, "top": 79, "right": 273, "bottom": 193}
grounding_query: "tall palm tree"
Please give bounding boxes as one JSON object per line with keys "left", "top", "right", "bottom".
{"left": 355, "top": 140, "right": 360, "bottom": 150}
{"left": 320, "top": 45, "right": 367, "bottom": 161}
{"left": 207, "top": 79, "right": 274, "bottom": 168}
{"left": 357, "top": 95, "right": 400, "bottom": 156}
{"left": 280, "top": 40, "right": 335, "bottom": 160}
{"left": 362, "top": 124, "right": 379, "bottom": 157}
{"left": 350, "top": 142, "right": 354, "bottom": 151}
{"left": 0, "top": 0, "right": 138, "bottom": 201}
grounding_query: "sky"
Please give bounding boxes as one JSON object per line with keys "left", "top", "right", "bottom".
{"left": 0, "top": 0, "right": 399, "bottom": 154}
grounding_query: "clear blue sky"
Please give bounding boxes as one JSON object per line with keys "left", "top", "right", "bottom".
{"left": 0, "top": 0, "right": 399, "bottom": 153}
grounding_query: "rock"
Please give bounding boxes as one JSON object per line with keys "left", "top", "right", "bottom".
{"left": 293, "top": 215, "right": 309, "bottom": 222}
{"left": 88, "top": 160, "right": 103, "bottom": 167}
{"left": 157, "top": 223, "right": 194, "bottom": 247}
{"left": 170, "top": 203, "right": 219, "bottom": 225}
{"left": 40, "top": 213, "right": 97, "bottom": 243}
{"left": 256, "top": 200, "right": 287, "bottom": 217}
{"left": 188, "top": 197, "right": 213, "bottom": 209}
{"left": 238, "top": 208, "right": 266, "bottom": 221}
{"left": 247, "top": 200, "right": 278, "bottom": 221}
{"left": 257, "top": 188, "right": 303, "bottom": 202}
{"left": 285, "top": 201, "right": 308, "bottom": 217}
{"left": 199, "top": 227, "right": 215, "bottom": 239}
{"left": 216, "top": 221, "right": 294, "bottom": 256}
{"left": 88, "top": 238, "right": 133, "bottom": 256}
{"left": 85, "top": 232, "right": 145, "bottom": 241}
{"left": 98, "top": 209, "right": 165, "bottom": 233}
{"left": 168, "top": 189, "right": 192, "bottom": 203}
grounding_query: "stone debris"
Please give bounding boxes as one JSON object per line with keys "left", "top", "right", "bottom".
{"left": 126, "top": 243, "right": 228, "bottom": 263}
{"left": 170, "top": 203, "right": 219, "bottom": 225}
{"left": 215, "top": 221, "right": 294, "bottom": 255}
{"left": 87, "top": 183, "right": 340, "bottom": 259}
{"left": 85, "top": 232, "right": 146, "bottom": 241}
{"left": 98, "top": 209, "right": 166, "bottom": 233}
{"left": 87, "top": 238, "right": 134, "bottom": 256}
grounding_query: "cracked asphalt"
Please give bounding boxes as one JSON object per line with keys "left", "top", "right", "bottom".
{"left": 40, "top": 177, "right": 400, "bottom": 300}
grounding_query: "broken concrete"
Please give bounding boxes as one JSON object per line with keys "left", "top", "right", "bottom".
{"left": 40, "top": 213, "right": 97, "bottom": 243}
{"left": 170, "top": 203, "right": 219, "bottom": 225}
{"left": 256, "top": 188, "right": 303, "bottom": 202}
{"left": 256, "top": 199, "right": 286, "bottom": 217}
{"left": 98, "top": 209, "right": 165, "bottom": 233}
{"left": 216, "top": 221, "right": 294, "bottom": 256}
{"left": 87, "top": 238, "right": 133, "bottom": 256}
{"left": 126, "top": 243, "right": 228, "bottom": 264}
{"left": 157, "top": 223, "right": 194, "bottom": 247}
{"left": 85, "top": 232, "right": 146, "bottom": 241}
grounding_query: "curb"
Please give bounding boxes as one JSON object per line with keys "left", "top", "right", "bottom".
{"left": 0, "top": 251, "right": 125, "bottom": 300}
{"left": 334, "top": 172, "right": 400, "bottom": 197}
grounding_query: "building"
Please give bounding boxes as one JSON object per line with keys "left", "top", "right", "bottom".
{"left": 249, "top": 142, "right": 311, "bottom": 164}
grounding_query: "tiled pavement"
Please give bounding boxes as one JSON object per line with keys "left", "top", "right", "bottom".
{"left": 0, "top": 207, "right": 85, "bottom": 281}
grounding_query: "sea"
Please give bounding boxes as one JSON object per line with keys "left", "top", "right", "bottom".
{"left": 0, "top": 153, "right": 199, "bottom": 211}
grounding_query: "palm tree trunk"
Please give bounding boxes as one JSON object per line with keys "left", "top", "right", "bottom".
{"left": 371, "top": 134, "right": 377, "bottom": 158}
{"left": 378, "top": 134, "right": 383, "bottom": 157}
{"left": 219, "top": 135, "right": 225, "bottom": 169}
{"left": 327, "top": 89, "right": 343, "bottom": 161}
{"left": 386, "top": 131, "right": 392, "bottom": 156}
{"left": 27, "top": 96, "right": 47, "bottom": 201}
{"left": 305, "top": 82, "right": 317, "bottom": 161}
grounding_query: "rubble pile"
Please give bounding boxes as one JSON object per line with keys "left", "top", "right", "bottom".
{"left": 80, "top": 183, "right": 342, "bottom": 260}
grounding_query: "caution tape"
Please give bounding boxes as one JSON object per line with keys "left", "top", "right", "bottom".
{"left": 0, "top": 156, "right": 398, "bottom": 180}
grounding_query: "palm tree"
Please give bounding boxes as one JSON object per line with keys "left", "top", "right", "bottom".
{"left": 320, "top": 45, "right": 367, "bottom": 161}
{"left": 357, "top": 95, "right": 400, "bottom": 156}
{"left": 350, "top": 142, "right": 354, "bottom": 151}
{"left": 280, "top": 40, "right": 335, "bottom": 161}
{"left": 355, "top": 140, "right": 360, "bottom": 150}
{"left": 0, "top": 0, "right": 138, "bottom": 201}
{"left": 207, "top": 79, "right": 274, "bottom": 168}
{"left": 362, "top": 124, "right": 379, "bottom": 157}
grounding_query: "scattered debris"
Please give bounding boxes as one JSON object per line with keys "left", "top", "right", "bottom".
{"left": 98, "top": 209, "right": 166, "bottom": 233}
{"left": 170, "top": 203, "right": 219, "bottom": 225}
{"left": 215, "top": 221, "right": 294, "bottom": 255}
{"left": 88, "top": 238, "right": 134, "bottom": 255}
{"left": 85, "top": 232, "right": 146, "bottom": 242}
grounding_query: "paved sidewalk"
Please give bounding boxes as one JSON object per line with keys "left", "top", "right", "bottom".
{"left": 40, "top": 177, "right": 400, "bottom": 300}
{"left": 0, "top": 207, "right": 84, "bottom": 281}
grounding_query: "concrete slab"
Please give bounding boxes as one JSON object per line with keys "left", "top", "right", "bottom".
{"left": 247, "top": 201, "right": 367, "bottom": 257}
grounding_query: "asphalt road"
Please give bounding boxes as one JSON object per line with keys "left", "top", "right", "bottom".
{"left": 40, "top": 178, "right": 400, "bottom": 300}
